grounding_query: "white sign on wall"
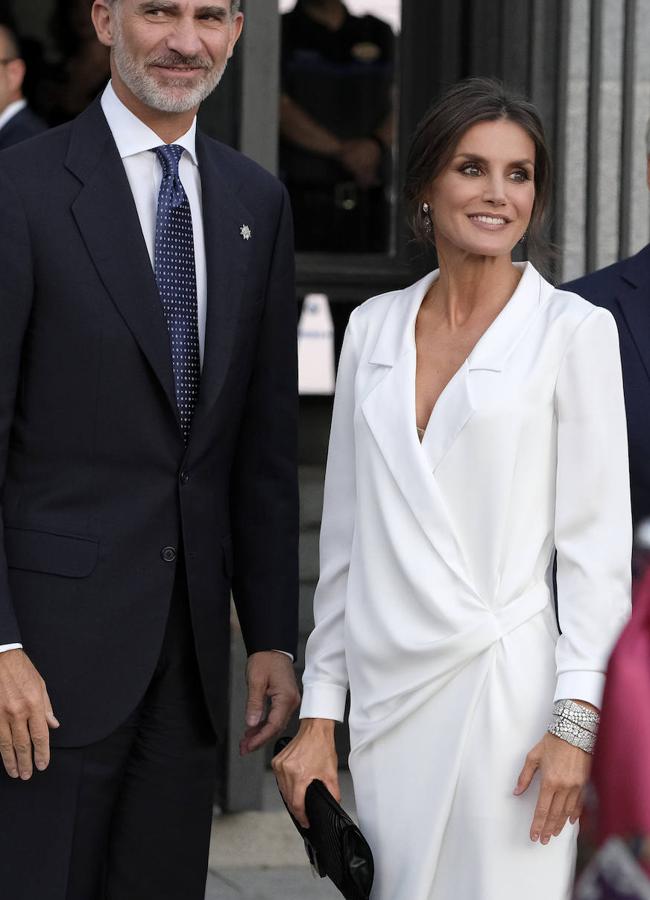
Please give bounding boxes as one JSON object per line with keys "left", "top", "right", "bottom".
{"left": 298, "top": 294, "right": 336, "bottom": 395}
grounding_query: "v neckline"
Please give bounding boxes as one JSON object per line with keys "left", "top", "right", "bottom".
{"left": 413, "top": 264, "right": 531, "bottom": 444}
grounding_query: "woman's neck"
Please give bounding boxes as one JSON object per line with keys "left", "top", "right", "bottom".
{"left": 429, "top": 249, "right": 523, "bottom": 329}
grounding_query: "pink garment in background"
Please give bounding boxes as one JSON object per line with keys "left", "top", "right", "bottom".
{"left": 591, "top": 564, "right": 650, "bottom": 858}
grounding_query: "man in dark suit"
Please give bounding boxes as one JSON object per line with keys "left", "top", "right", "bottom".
{"left": 563, "top": 126, "right": 650, "bottom": 532}
{"left": 0, "top": 21, "right": 46, "bottom": 149}
{"left": 0, "top": 1, "right": 300, "bottom": 898}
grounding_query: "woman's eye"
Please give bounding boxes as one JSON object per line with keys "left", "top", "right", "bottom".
{"left": 510, "top": 170, "right": 530, "bottom": 183}
{"left": 460, "top": 163, "right": 481, "bottom": 177}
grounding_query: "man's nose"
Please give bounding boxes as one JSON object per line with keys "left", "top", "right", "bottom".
{"left": 166, "top": 18, "right": 205, "bottom": 58}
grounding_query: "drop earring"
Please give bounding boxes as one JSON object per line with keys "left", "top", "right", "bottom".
{"left": 422, "top": 202, "right": 433, "bottom": 235}
{"left": 519, "top": 231, "right": 528, "bottom": 245}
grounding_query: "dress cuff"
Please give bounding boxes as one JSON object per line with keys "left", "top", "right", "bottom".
{"left": 0, "top": 643, "right": 23, "bottom": 654}
{"left": 554, "top": 671, "right": 606, "bottom": 709}
{"left": 300, "top": 682, "right": 348, "bottom": 722}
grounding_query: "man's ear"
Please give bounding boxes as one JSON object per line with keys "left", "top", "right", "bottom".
{"left": 92, "top": 0, "right": 117, "bottom": 49}
{"left": 7, "top": 58, "right": 26, "bottom": 95}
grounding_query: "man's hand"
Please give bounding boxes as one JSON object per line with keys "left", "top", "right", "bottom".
{"left": 0, "top": 650, "right": 59, "bottom": 780}
{"left": 514, "top": 731, "right": 591, "bottom": 843}
{"left": 239, "top": 651, "right": 300, "bottom": 756}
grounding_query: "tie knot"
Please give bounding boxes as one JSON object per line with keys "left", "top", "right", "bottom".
{"left": 154, "top": 144, "right": 185, "bottom": 179}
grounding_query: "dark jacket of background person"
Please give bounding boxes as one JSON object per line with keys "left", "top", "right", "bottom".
{"left": 0, "top": 20, "right": 47, "bottom": 149}
{"left": 0, "top": 98, "right": 299, "bottom": 748}
{"left": 563, "top": 244, "right": 650, "bottom": 531}
{"left": 0, "top": 103, "right": 44, "bottom": 148}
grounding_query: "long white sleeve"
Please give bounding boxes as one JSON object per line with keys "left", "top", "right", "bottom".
{"left": 553, "top": 306, "right": 632, "bottom": 707}
{"left": 300, "top": 322, "right": 360, "bottom": 721}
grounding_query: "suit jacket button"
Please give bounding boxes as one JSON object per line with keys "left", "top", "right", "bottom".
{"left": 180, "top": 470, "right": 190, "bottom": 485}
{"left": 161, "top": 546, "right": 177, "bottom": 563}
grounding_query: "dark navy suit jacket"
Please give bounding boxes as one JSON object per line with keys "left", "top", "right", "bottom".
{"left": 563, "top": 245, "right": 650, "bottom": 530}
{"left": 0, "top": 98, "right": 299, "bottom": 746}
{"left": 0, "top": 104, "right": 47, "bottom": 150}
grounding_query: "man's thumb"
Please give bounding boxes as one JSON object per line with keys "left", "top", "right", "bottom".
{"left": 245, "top": 679, "right": 266, "bottom": 728}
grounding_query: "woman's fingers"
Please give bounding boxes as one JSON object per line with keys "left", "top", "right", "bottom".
{"left": 567, "top": 786, "right": 583, "bottom": 825}
{"left": 514, "top": 744, "right": 541, "bottom": 796}
{"left": 540, "top": 789, "right": 568, "bottom": 842}
{"left": 272, "top": 721, "right": 339, "bottom": 829}
{"left": 530, "top": 782, "right": 554, "bottom": 842}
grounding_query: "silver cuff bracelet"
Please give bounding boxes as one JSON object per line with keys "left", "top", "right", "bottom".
{"left": 547, "top": 699, "right": 600, "bottom": 754}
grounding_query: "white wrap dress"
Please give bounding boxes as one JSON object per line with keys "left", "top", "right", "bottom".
{"left": 300, "top": 263, "right": 632, "bottom": 900}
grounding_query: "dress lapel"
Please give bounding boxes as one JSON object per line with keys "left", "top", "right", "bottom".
{"left": 361, "top": 274, "right": 477, "bottom": 593}
{"left": 361, "top": 263, "right": 545, "bottom": 593}
{"left": 65, "top": 100, "right": 181, "bottom": 432}
{"left": 421, "top": 262, "right": 543, "bottom": 473}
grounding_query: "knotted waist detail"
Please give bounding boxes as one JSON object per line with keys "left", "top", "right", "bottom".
{"left": 349, "top": 581, "right": 551, "bottom": 754}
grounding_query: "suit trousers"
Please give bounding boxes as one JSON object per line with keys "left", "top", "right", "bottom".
{"left": 0, "top": 560, "right": 219, "bottom": 900}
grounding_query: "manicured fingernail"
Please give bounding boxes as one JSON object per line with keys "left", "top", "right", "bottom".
{"left": 20, "top": 772, "right": 31, "bottom": 781}
{"left": 8, "top": 770, "right": 19, "bottom": 779}
{"left": 531, "top": 832, "right": 539, "bottom": 842}
{"left": 36, "top": 761, "right": 47, "bottom": 771}
{"left": 541, "top": 836, "right": 549, "bottom": 845}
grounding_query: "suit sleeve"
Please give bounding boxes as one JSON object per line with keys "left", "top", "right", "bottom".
{"left": 554, "top": 306, "right": 632, "bottom": 707}
{"left": 230, "top": 185, "right": 300, "bottom": 658}
{"left": 0, "top": 168, "right": 34, "bottom": 645}
{"left": 299, "top": 319, "right": 359, "bottom": 722}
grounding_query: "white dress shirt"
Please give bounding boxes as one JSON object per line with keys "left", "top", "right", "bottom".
{"left": 0, "top": 98, "right": 27, "bottom": 133}
{"left": 101, "top": 81, "right": 208, "bottom": 364}
{"left": 1, "top": 84, "right": 292, "bottom": 661}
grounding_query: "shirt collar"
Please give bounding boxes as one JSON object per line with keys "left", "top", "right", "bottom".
{"left": 0, "top": 98, "right": 28, "bottom": 132}
{"left": 100, "top": 81, "right": 198, "bottom": 166}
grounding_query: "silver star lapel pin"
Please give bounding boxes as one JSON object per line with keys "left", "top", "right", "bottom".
{"left": 240, "top": 225, "right": 252, "bottom": 241}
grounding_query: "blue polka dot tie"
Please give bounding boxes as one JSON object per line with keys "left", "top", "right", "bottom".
{"left": 153, "top": 144, "right": 200, "bottom": 444}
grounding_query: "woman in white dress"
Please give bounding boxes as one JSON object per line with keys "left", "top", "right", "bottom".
{"left": 274, "top": 78, "right": 632, "bottom": 899}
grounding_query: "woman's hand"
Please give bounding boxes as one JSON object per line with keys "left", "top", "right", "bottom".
{"left": 514, "top": 731, "right": 592, "bottom": 843}
{"left": 272, "top": 718, "right": 339, "bottom": 829}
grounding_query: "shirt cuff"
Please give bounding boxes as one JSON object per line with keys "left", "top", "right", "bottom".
{"left": 273, "top": 650, "right": 294, "bottom": 662}
{"left": 554, "top": 671, "right": 606, "bottom": 710}
{"left": 300, "top": 682, "right": 348, "bottom": 722}
{"left": 0, "top": 643, "right": 23, "bottom": 654}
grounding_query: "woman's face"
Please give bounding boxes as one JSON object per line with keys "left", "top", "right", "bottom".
{"left": 426, "top": 118, "right": 536, "bottom": 260}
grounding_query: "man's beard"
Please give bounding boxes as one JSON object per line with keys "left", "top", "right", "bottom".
{"left": 112, "top": 18, "right": 227, "bottom": 113}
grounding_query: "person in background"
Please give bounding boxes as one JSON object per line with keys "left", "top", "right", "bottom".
{"left": 0, "top": 20, "right": 46, "bottom": 150}
{"left": 37, "top": 0, "right": 110, "bottom": 125}
{"left": 562, "top": 119, "right": 650, "bottom": 535}
{"left": 280, "top": 0, "right": 395, "bottom": 362}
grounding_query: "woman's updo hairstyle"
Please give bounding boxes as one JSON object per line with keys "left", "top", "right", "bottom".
{"left": 404, "top": 76, "right": 553, "bottom": 268}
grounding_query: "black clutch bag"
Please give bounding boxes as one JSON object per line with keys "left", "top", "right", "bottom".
{"left": 273, "top": 738, "right": 374, "bottom": 900}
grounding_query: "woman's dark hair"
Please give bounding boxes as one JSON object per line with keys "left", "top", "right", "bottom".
{"left": 404, "top": 76, "right": 553, "bottom": 268}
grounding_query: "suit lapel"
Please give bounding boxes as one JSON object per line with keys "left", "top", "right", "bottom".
{"left": 615, "top": 246, "right": 650, "bottom": 381}
{"left": 65, "top": 100, "right": 180, "bottom": 430}
{"left": 190, "top": 133, "right": 253, "bottom": 434}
